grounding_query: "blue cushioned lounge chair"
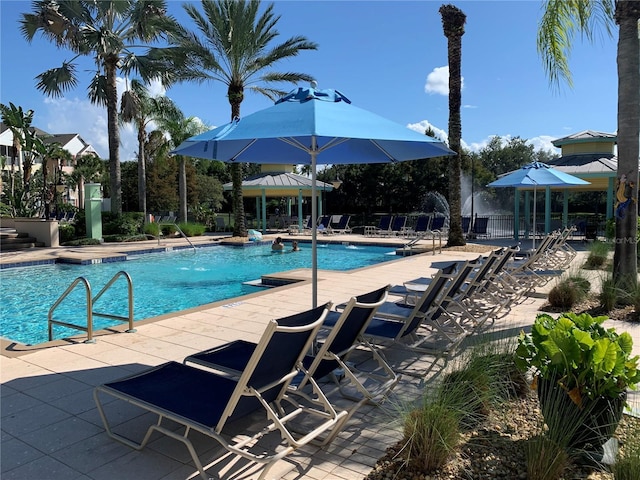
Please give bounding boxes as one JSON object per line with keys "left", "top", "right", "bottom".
{"left": 185, "top": 286, "right": 398, "bottom": 445}
{"left": 94, "top": 304, "right": 345, "bottom": 480}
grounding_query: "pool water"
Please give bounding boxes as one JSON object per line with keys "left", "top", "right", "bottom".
{"left": 0, "top": 243, "right": 398, "bottom": 345}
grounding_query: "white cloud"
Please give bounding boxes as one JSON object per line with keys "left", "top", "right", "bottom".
{"left": 465, "top": 134, "right": 560, "bottom": 154}
{"left": 406, "top": 120, "right": 448, "bottom": 144}
{"left": 38, "top": 77, "right": 173, "bottom": 161}
{"left": 424, "top": 66, "right": 464, "bottom": 96}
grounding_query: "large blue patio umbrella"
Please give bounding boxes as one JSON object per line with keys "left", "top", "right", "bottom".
{"left": 173, "top": 83, "right": 454, "bottom": 307}
{"left": 488, "top": 161, "right": 589, "bottom": 249}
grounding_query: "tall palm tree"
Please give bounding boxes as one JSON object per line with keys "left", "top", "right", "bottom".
{"left": 69, "top": 153, "right": 105, "bottom": 210}
{"left": 439, "top": 4, "right": 467, "bottom": 247}
{"left": 20, "top": 0, "right": 179, "bottom": 215}
{"left": 120, "top": 79, "right": 182, "bottom": 219}
{"left": 31, "top": 137, "right": 70, "bottom": 218}
{"left": 538, "top": 0, "right": 640, "bottom": 287}
{"left": 0, "top": 102, "right": 34, "bottom": 204}
{"left": 153, "top": 112, "right": 209, "bottom": 222}
{"left": 163, "top": 0, "right": 318, "bottom": 237}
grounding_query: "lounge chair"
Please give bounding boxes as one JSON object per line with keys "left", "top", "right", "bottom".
{"left": 317, "top": 215, "right": 333, "bottom": 234}
{"left": 332, "top": 214, "right": 352, "bottom": 234}
{"left": 381, "top": 215, "right": 407, "bottom": 237}
{"left": 365, "top": 215, "right": 393, "bottom": 237}
{"left": 185, "top": 285, "right": 397, "bottom": 445}
{"left": 471, "top": 216, "right": 490, "bottom": 238}
{"left": 404, "top": 215, "right": 431, "bottom": 238}
{"left": 94, "top": 304, "right": 346, "bottom": 480}
{"left": 461, "top": 216, "right": 472, "bottom": 236}
{"left": 326, "top": 264, "right": 465, "bottom": 376}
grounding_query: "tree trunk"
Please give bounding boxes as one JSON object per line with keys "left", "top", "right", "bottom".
{"left": 137, "top": 126, "right": 147, "bottom": 220}
{"left": 612, "top": 2, "right": 640, "bottom": 288}
{"left": 440, "top": 4, "right": 466, "bottom": 247}
{"left": 229, "top": 92, "right": 246, "bottom": 237}
{"left": 106, "top": 58, "right": 122, "bottom": 215}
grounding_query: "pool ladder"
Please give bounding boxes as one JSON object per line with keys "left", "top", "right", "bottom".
{"left": 48, "top": 271, "right": 136, "bottom": 343}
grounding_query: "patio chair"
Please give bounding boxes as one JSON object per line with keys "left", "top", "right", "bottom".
{"left": 94, "top": 304, "right": 346, "bottom": 480}
{"left": 185, "top": 285, "right": 397, "bottom": 445}
{"left": 380, "top": 215, "right": 407, "bottom": 237}
{"left": 365, "top": 215, "right": 393, "bottom": 237}
{"left": 471, "top": 216, "right": 490, "bottom": 238}
{"left": 461, "top": 216, "right": 472, "bottom": 236}
{"left": 317, "top": 215, "right": 334, "bottom": 235}
{"left": 332, "top": 214, "right": 352, "bottom": 234}
{"left": 407, "top": 215, "right": 431, "bottom": 237}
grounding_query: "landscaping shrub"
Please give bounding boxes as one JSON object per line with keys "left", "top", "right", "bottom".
{"left": 58, "top": 223, "right": 76, "bottom": 244}
{"left": 102, "top": 212, "right": 144, "bottom": 237}
{"left": 143, "top": 222, "right": 160, "bottom": 237}
{"left": 61, "top": 237, "right": 102, "bottom": 246}
{"left": 599, "top": 274, "right": 618, "bottom": 312}
{"left": 403, "top": 400, "right": 460, "bottom": 472}
{"left": 613, "top": 417, "right": 640, "bottom": 480}
{"left": 547, "top": 276, "right": 590, "bottom": 310}
{"left": 102, "top": 234, "right": 148, "bottom": 243}
{"left": 584, "top": 240, "right": 610, "bottom": 269}
{"left": 178, "top": 222, "right": 206, "bottom": 237}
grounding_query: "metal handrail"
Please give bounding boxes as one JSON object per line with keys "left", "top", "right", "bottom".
{"left": 92, "top": 271, "right": 136, "bottom": 334}
{"left": 156, "top": 220, "right": 196, "bottom": 251}
{"left": 48, "top": 276, "right": 93, "bottom": 342}
{"left": 48, "top": 270, "right": 136, "bottom": 343}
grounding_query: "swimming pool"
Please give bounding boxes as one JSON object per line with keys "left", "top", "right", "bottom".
{"left": 0, "top": 243, "right": 398, "bottom": 345}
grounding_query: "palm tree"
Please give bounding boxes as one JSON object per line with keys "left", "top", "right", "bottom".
{"left": 153, "top": 112, "right": 209, "bottom": 222}
{"left": 163, "top": 0, "right": 318, "bottom": 237}
{"left": 120, "top": 79, "right": 182, "bottom": 219}
{"left": 439, "top": 4, "right": 467, "bottom": 247}
{"left": 537, "top": 0, "right": 640, "bottom": 287}
{"left": 20, "top": 0, "right": 179, "bottom": 216}
{"left": 0, "top": 102, "right": 34, "bottom": 206}
{"left": 30, "top": 137, "right": 70, "bottom": 218}
{"left": 69, "top": 153, "right": 106, "bottom": 210}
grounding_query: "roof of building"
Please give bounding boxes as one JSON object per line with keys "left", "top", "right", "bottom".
{"left": 551, "top": 130, "right": 617, "bottom": 147}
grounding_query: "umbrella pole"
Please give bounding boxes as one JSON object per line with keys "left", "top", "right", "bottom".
{"left": 532, "top": 186, "right": 537, "bottom": 251}
{"left": 311, "top": 142, "right": 318, "bottom": 308}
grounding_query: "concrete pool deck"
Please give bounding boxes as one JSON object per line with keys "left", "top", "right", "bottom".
{"left": 2, "top": 234, "right": 639, "bottom": 480}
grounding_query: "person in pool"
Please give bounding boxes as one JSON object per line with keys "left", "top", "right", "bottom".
{"left": 271, "top": 236, "right": 284, "bottom": 251}
{"left": 291, "top": 240, "right": 300, "bottom": 252}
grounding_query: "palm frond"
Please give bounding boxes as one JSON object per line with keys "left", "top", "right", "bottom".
{"left": 35, "top": 63, "right": 78, "bottom": 97}
{"left": 88, "top": 73, "right": 108, "bottom": 107}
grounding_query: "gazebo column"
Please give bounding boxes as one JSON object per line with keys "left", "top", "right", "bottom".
{"left": 298, "top": 190, "right": 303, "bottom": 230}
{"left": 261, "top": 189, "right": 267, "bottom": 234}
{"left": 563, "top": 190, "right": 569, "bottom": 228}
{"left": 544, "top": 186, "right": 551, "bottom": 234}
{"left": 514, "top": 189, "right": 520, "bottom": 240}
{"left": 607, "top": 176, "right": 615, "bottom": 220}
{"left": 524, "top": 190, "right": 531, "bottom": 239}
{"left": 255, "top": 197, "right": 260, "bottom": 230}
{"left": 286, "top": 197, "right": 292, "bottom": 217}
{"left": 318, "top": 191, "right": 323, "bottom": 219}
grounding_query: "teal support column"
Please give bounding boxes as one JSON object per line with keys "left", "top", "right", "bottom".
{"left": 514, "top": 189, "right": 520, "bottom": 240}
{"left": 318, "top": 191, "right": 323, "bottom": 218}
{"left": 563, "top": 190, "right": 569, "bottom": 227}
{"left": 524, "top": 191, "right": 531, "bottom": 239}
{"left": 298, "top": 190, "right": 303, "bottom": 230}
{"left": 607, "top": 176, "right": 615, "bottom": 220}
{"left": 545, "top": 186, "right": 551, "bottom": 233}
{"left": 261, "top": 189, "right": 267, "bottom": 234}
{"left": 255, "top": 197, "right": 260, "bottom": 230}
{"left": 287, "top": 197, "right": 292, "bottom": 217}
{"left": 84, "top": 183, "right": 103, "bottom": 240}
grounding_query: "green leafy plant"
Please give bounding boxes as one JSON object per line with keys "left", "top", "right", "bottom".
{"left": 178, "top": 222, "right": 206, "bottom": 237}
{"left": 515, "top": 312, "right": 640, "bottom": 405}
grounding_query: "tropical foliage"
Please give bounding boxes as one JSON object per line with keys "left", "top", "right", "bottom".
{"left": 537, "top": 0, "right": 640, "bottom": 287}
{"left": 20, "top": 0, "right": 180, "bottom": 215}
{"left": 159, "top": 0, "right": 318, "bottom": 236}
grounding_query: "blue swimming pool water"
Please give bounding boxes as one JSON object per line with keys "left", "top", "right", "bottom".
{"left": 0, "top": 243, "right": 398, "bottom": 345}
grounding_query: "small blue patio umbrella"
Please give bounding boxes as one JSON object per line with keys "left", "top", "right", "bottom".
{"left": 487, "top": 161, "right": 589, "bottom": 249}
{"left": 173, "top": 83, "right": 454, "bottom": 307}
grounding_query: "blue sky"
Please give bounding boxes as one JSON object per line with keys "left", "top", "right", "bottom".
{"left": 0, "top": 1, "right": 618, "bottom": 160}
